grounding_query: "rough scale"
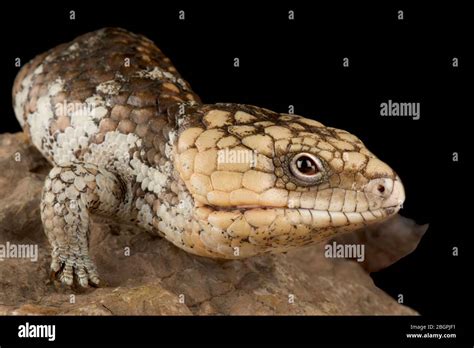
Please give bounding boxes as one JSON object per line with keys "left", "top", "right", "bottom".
{"left": 13, "top": 28, "right": 405, "bottom": 287}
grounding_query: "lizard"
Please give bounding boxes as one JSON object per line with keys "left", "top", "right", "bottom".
{"left": 12, "top": 28, "right": 405, "bottom": 288}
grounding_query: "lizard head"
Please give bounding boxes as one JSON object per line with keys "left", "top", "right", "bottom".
{"left": 173, "top": 103, "right": 405, "bottom": 258}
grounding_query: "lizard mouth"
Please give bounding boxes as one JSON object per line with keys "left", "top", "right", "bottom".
{"left": 191, "top": 203, "right": 403, "bottom": 259}
{"left": 195, "top": 176, "right": 405, "bottom": 233}
{"left": 190, "top": 176, "right": 405, "bottom": 259}
{"left": 198, "top": 204, "right": 402, "bottom": 230}
{"left": 197, "top": 175, "right": 404, "bottom": 218}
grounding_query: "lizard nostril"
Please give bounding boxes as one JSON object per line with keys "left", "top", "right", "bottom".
{"left": 377, "top": 184, "right": 385, "bottom": 194}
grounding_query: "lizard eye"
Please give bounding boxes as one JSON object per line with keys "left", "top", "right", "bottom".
{"left": 289, "top": 153, "right": 326, "bottom": 185}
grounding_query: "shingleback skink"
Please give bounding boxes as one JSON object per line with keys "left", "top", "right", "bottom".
{"left": 13, "top": 28, "right": 405, "bottom": 287}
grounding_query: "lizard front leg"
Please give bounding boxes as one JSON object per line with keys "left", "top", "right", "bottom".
{"left": 41, "top": 162, "right": 128, "bottom": 287}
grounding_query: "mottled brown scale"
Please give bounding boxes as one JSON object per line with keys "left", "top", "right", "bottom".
{"left": 13, "top": 27, "right": 201, "bottom": 168}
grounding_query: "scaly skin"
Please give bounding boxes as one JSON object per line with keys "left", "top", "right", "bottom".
{"left": 12, "top": 28, "right": 405, "bottom": 287}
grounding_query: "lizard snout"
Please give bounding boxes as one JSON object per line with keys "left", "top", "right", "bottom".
{"left": 365, "top": 176, "right": 405, "bottom": 212}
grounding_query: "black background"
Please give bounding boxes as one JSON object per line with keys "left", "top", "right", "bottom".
{"left": 0, "top": 1, "right": 471, "bottom": 344}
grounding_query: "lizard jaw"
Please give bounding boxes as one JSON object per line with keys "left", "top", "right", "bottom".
{"left": 195, "top": 175, "right": 405, "bottom": 228}
{"left": 185, "top": 176, "right": 405, "bottom": 259}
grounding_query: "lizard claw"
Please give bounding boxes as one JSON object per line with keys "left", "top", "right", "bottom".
{"left": 50, "top": 249, "right": 100, "bottom": 288}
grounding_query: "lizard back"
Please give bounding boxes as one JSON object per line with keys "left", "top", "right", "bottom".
{"left": 13, "top": 27, "right": 199, "bottom": 169}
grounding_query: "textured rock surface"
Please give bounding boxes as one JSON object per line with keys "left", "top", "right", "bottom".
{"left": 0, "top": 132, "right": 421, "bottom": 315}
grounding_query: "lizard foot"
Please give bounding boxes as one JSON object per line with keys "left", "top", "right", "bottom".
{"left": 50, "top": 248, "right": 100, "bottom": 288}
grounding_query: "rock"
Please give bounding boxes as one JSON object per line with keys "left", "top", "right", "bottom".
{"left": 333, "top": 214, "right": 428, "bottom": 272}
{"left": 0, "top": 132, "right": 420, "bottom": 315}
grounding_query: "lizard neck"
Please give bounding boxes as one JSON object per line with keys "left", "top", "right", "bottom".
{"left": 131, "top": 108, "right": 199, "bottom": 245}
